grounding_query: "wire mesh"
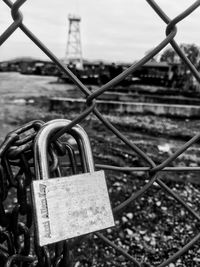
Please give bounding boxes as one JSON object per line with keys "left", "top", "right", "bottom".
{"left": 1, "top": 0, "right": 200, "bottom": 266}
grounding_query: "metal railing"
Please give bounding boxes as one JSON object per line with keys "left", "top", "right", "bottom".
{"left": 0, "top": 0, "right": 200, "bottom": 266}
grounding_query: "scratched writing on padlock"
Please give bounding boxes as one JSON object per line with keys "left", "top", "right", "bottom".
{"left": 32, "top": 171, "right": 114, "bottom": 246}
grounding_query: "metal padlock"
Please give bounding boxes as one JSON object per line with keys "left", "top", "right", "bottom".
{"left": 31, "top": 119, "right": 115, "bottom": 246}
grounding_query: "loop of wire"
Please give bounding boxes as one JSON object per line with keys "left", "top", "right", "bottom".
{"left": 1, "top": 0, "right": 200, "bottom": 266}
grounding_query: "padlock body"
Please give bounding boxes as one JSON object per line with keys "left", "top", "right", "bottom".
{"left": 32, "top": 170, "right": 115, "bottom": 246}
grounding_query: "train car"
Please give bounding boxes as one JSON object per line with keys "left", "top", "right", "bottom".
{"left": 132, "top": 61, "right": 184, "bottom": 88}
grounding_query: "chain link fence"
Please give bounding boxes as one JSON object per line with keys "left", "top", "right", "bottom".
{"left": 0, "top": 0, "right": 200, "bottom": 266}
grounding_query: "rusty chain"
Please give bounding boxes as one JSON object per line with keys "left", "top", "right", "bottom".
{"left": 0, "top": 0, "right": 200, "bottom": 266}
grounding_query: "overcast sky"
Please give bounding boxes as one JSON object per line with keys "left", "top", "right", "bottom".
{"left": 0, "top": 0, "right": 200, "bottom": 63}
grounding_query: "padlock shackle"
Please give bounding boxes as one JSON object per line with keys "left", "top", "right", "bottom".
{"left": 34, "top": 119, "right": 95, "bottom": 180}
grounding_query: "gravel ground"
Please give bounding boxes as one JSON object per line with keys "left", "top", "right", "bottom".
{"left": 1, "top": 72, "right": 200, "bottom": 266}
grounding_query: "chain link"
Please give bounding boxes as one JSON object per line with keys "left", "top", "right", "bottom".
{"left": 0, "top": 0, "right": 200, "bottom": 266}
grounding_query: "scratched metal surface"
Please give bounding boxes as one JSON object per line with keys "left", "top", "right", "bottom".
{"left": 32, "top": 171, "right": 114, "bottom": 246}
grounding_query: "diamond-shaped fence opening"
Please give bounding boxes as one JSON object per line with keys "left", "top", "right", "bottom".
{"left": 0, "top": 0, "right": 200, "bottom": 266}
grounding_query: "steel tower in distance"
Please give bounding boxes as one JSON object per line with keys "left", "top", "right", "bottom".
{"left": 65, "top": 14, "right": 83, "bottom": 69}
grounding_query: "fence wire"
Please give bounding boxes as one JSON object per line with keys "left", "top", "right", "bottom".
{"left": 0, "top": 0, "right": 200, "bottom": 266}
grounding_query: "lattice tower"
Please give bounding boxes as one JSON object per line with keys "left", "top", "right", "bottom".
{"left": 65, "top": 14, "right": 83, "bottom": 69}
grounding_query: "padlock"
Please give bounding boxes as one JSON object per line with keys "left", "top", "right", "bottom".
{"left": 31, "top": 119, "right": 115, "bottom": 246}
